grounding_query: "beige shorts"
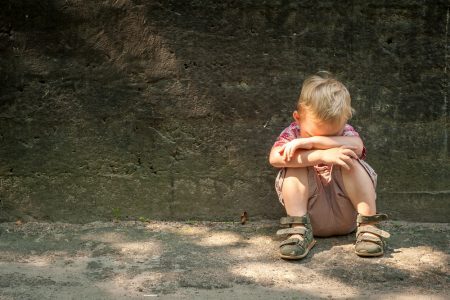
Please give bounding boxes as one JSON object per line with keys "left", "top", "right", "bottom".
{"left": 274, "top": 160, "right": 377, "bottom": 237}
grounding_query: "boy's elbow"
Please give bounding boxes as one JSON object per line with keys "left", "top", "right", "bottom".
{"left": 269, "top": 155, "right": 277, "bottom": 167}
{"left": 353, "top": 139, "right": 364, "bottom": 158}
{"left": 269, "top": 146, "right": 288, "bottom": 168}
{"left": 356, "top": 145, "right": 366, "bottom": 159}
{"left": 269, "top": 154, "right": 284, "bottom": 168}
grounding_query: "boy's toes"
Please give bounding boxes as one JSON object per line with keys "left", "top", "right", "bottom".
{"left": 279, "top": 234, "right": 316, "bottom": 260}
{"left": 355, "top": 233, "right": 384, "bottom": 256}
{"left": 355, "top": 240, "right": 382, "bottom": 256}
{"left": 280, "top": 243, "right": 305, "bottom": 257}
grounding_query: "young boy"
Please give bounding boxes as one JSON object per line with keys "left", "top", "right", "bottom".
{"left": 268, "top": 71, "right": 390, "bottom": 260}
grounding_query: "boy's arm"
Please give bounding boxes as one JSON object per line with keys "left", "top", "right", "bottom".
{"left": 269, "top": 146, "right": 324, "bottom": 168}
{"left": 269, "top": 145, "right": 358, "bottom": 170}
{"left": 310, "top": 136, "right": 364, "bottom": 158}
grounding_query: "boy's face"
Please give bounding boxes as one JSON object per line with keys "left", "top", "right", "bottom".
{"left": 293, "top": 109, "right": 345, "bottom": 138}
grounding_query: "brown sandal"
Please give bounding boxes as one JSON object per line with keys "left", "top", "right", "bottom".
{"left": 277, "top": 214, "right": 316, "bottom": 260}
{"left": 355, "top": 213, "right": 390, "bottom": 257}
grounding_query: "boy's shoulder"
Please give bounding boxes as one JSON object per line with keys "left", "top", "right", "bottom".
{"left": 287, "top": 121, "right": 299, "bottom": 131}
{"left": 280, "top": 122, "right": 358, "bottom": 136}
{"left": 280, "top": 122, "right": 300, "bottom": 136}
{"left": 342, "top": 123, "right": 360, "bottom": 136}
{"left": 279, "top": 122, "right": 359, "bottom": 137}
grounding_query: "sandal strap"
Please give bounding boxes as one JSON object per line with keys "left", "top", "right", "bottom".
{"left": 356, "top": 233, "right": 383, "bottom": 243}
{"left": 357, "top": 213, "right": 388, "bottom": 225}
{"left": 280, "top": 215, "right": 310, "bottom": 225}
{"left": 357, "top": 224, "right": 390, "bottom": 239}
{"left": 276, "top": 227, "right": 307, "bottom": 236}
{"left": 280, "top": 238, "right": 303, "bottom": 247}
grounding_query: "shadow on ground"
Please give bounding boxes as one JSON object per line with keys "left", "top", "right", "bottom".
{"left": 0, "top": 220, "right": 448, "bottom": 299}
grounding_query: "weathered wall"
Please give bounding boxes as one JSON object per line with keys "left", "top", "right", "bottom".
{"left": 0, "top": 0, "right": 448, "bottom": 223}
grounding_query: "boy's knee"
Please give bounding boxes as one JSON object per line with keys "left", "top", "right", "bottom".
{"left": 283, "top": 167, "right": 309, "bottom": 189}
{"left": 285, "top": 167, "right": 308, "bottom": 180}
{"left": 340, "top": 161, "right": 376, "bottom": 198}
{"left": 341, "top": 159, "right": 368, "bottom": 177}
{"left": 281, "top": 168, "right": 310, "bottom": 201}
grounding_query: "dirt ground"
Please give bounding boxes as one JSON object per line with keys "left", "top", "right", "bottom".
{"left": 0, "top": 220, "right": 448, "bottom": 299}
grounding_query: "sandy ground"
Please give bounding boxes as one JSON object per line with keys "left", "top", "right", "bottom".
{"left": 0, "top": 220, "right": 448, "bottom": 299}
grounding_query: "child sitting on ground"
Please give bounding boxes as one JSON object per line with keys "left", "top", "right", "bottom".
{"left": 268, "top": 71, "right": 390, "bottom": 260}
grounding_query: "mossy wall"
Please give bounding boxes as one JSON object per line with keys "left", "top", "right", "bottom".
{"left": 0, "top": 0, "right": 448, "bottom": 222}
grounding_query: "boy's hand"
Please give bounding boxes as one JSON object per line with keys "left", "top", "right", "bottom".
{"left": 278, "top": 138, "right": 313, "bottom": 161}
{"left": 319, "top": 146, "right": 358, "bottom": 170}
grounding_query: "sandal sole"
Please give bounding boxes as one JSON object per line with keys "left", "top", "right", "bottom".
{"left": 354, "top": 250, "right": 384, "bottom": 257}
{"left": 280, "top": 239, "right": 316, "bottom": 260}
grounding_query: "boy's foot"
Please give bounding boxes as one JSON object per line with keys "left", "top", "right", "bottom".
{"left": 277, "top": 215, "right": 316, "bottom": 260}
{"left": 355, "top": 214, "right": 390, "bottom": 257}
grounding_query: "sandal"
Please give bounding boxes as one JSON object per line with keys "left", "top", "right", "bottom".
{"left": 355, "top": 213, "right": 390, "bottom": 257}
{"left": 277, "top": 214, "right": 316, "bottom": 260}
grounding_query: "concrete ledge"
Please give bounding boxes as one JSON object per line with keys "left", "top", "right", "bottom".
{"left": 378, "top": 192, "right": 450, "bottom": 223}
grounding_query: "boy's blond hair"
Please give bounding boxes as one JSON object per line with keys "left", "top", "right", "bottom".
{"left": 297, "top": 71, "right": 353, "bottom": 124}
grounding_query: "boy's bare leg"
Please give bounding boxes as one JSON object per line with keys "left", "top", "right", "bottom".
{"left": 281, "top": 167, "right": 309, "bottom": 239}
{"left": 341, "top": 160, "right": 388, "bottom": 256}
{"left": 341, "top": 160, "right": 376, "bottom": 216}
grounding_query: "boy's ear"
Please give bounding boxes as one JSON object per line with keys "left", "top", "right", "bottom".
{"left": 292, "top": 110, "right": 301, "bottom": 122}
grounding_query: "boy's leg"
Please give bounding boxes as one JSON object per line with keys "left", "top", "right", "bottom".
{"left": 281, "top": 167, "right": 309, "bottom": 218}
{"left": 278, "top": 167, "right": 315, "bottom": 259}
{"left": 341, "top": 160, "right": 389, "bottom": 256}
{"left": 340, "top": 160, "right": 376, "bottom": 216}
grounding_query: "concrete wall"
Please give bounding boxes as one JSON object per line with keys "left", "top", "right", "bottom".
{"left": 0, "top": 0, "right": 448, "bottom": 223}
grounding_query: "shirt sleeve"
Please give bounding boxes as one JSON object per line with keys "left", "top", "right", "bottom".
{"left": 272, "top": 123, "right": 297, "bottom": 148}
{"left": 342, "top": 124, "right": 360, "bottom": 137}
{"left": 342, "top": 124, "right": 367, "bottom": 160}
